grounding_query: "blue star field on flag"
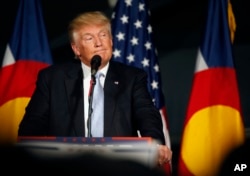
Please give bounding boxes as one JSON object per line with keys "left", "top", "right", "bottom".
{"left": 111, "top": 0, "right": 165, "bottom": 110}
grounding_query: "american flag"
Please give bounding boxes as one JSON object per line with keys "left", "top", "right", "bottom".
{"left": 111, "top": 0, "right": 171, "bottom": 172}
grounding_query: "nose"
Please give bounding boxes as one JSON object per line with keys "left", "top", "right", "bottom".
{"left": 94, "top": 36, "right": 102, "bottom": 47}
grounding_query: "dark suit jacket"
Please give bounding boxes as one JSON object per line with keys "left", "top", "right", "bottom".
{"left": 18, "top": 59, "right": 165, "bottom": 144}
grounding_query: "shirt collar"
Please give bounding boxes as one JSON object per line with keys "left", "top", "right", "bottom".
{"left": 81, "top": 62, "right": 109, "bottom": 78}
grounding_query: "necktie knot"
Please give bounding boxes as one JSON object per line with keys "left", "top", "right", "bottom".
{"left": 96, "top": 72, "right": 104, "bottom": 87}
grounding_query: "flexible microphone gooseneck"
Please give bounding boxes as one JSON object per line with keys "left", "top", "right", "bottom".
{"left": 88, "top": 55, "right": 102, "bottom": 137}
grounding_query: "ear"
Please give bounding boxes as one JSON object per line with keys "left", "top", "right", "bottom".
{"left": 111, "top": 38, "right": 113, "bottom": 47}
{"left": 71, "top": 43, "right": 80, "bottom": 56}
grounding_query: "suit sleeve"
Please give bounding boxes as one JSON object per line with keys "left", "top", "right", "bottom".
{"left": 18, "top": 68, "right": 51, "bottom": 136}
{"left": 132, "top": 70, "right": 165, "bottom": 145}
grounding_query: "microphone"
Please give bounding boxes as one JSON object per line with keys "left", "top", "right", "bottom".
{"left": 88, "top": 55, "right": 101, "bottom": 137}
{"left": 91, "top": 55, "right": 101, "bottom": 77}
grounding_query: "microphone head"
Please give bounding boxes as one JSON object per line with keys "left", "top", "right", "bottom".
{"left": 91, "top": 55, "right": 102, "bottom": 76}
{"left": 91, "top": 55, "right": 101, "bottom": 67}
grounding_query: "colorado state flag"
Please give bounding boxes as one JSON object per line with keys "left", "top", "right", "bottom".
{"left": 0, "top": 0, "right": 52, "bottom": 144}
{"left": 178, "top": 0, "right": 245, "bottom": 175}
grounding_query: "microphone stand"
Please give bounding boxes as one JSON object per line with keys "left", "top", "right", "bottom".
{"left": 87, "top": 75, "right": 96, "bottom": 137}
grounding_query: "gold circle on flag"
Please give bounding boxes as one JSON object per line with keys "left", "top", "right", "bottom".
{"left": 0, "top": 97, "right": 30, "bottom": 144}
{"left": 181, "top": 105, "right": 244, "bottom": 175}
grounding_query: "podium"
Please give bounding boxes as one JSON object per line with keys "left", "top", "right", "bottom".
{"left": 16, "top": 137, "right": 159, "bottom": 168}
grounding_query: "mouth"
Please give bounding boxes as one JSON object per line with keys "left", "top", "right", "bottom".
{"left": 95, "top": 49, "right": 106, "bottom": 54}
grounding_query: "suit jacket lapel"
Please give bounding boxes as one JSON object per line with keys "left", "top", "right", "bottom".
{"left": 64, "top": 61, "right": 85, "bottom": 136}
{"left": 104, "top": 62, "right": 121, "bottom": 136}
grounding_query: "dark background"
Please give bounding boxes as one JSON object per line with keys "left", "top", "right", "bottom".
{"left": 0, "top": 0, "right": 250, "bottom": 150}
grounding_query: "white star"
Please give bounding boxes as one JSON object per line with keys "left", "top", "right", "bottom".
{"left": 130, "top": 36, "right": 139, "bottom": 46}
{"left": 111, "top": 12, "right": 115, "bottom": 19}
{"left": 154, "top": 64, "right": 159, "bottom": 72}
{"left": 120, "top": 14, "right": 129, "bottom": 24}
{"left": 127, "top": 54, "right": 135, "bottom": 63}
{"left": 141, "top": 58, "right": 149, "bottom": 67}
{"left": 116, "top": 32, "right": 125, "bottom": 41}
{"left": 113, "top": 48, "right": 121, "bottom": 58}
{"left": 151, "top": 80, "right": 159, "bottom": 90}
{"left": 148, "top": 10, "right": 151, "bottom": 16}
{"left": 155, "top": 48, "right": 158, "bottom": 56}
{"left": 147, "top": 25, "right": 152, "bottom": 34}
{"left": 125, "top": 0, "right": 132, "bottom": 6}
{"left": 139, "top": 3, "right": 145, "bottom": 11}
{"left": 134, "top": 19, "right": 142, "bottom": 29}
{"left": 144, "top": 41, "right": 152, "bottom": 50}
{"left": 152, "top": 98, "right": 156, "bottom": 104}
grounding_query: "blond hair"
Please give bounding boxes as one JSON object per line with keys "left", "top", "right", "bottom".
{"left": 68, "top": 11, "right": 111, "bottom": 42}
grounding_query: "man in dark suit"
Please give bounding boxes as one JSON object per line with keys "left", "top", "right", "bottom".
{"left": 18, "top": 11, "right": 172, "bottom": 166}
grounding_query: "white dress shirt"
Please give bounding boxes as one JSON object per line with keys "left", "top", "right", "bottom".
{"left": 81, "top": 62, "right": 109, "bottom": 137}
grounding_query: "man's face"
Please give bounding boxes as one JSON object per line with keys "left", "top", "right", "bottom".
{"left": 71, "top": 24, "right": 113, "bottom": 68}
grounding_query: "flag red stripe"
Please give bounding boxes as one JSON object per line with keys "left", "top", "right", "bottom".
{"left": 0, "top": 60, "right": 49, "bottom": 106}
{"left": 184, "top": 68, "right": 240, "bottom": 125}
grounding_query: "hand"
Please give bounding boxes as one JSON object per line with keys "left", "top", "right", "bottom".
{"left": 157, "top": 144, "right": 172, "bottom": 166}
